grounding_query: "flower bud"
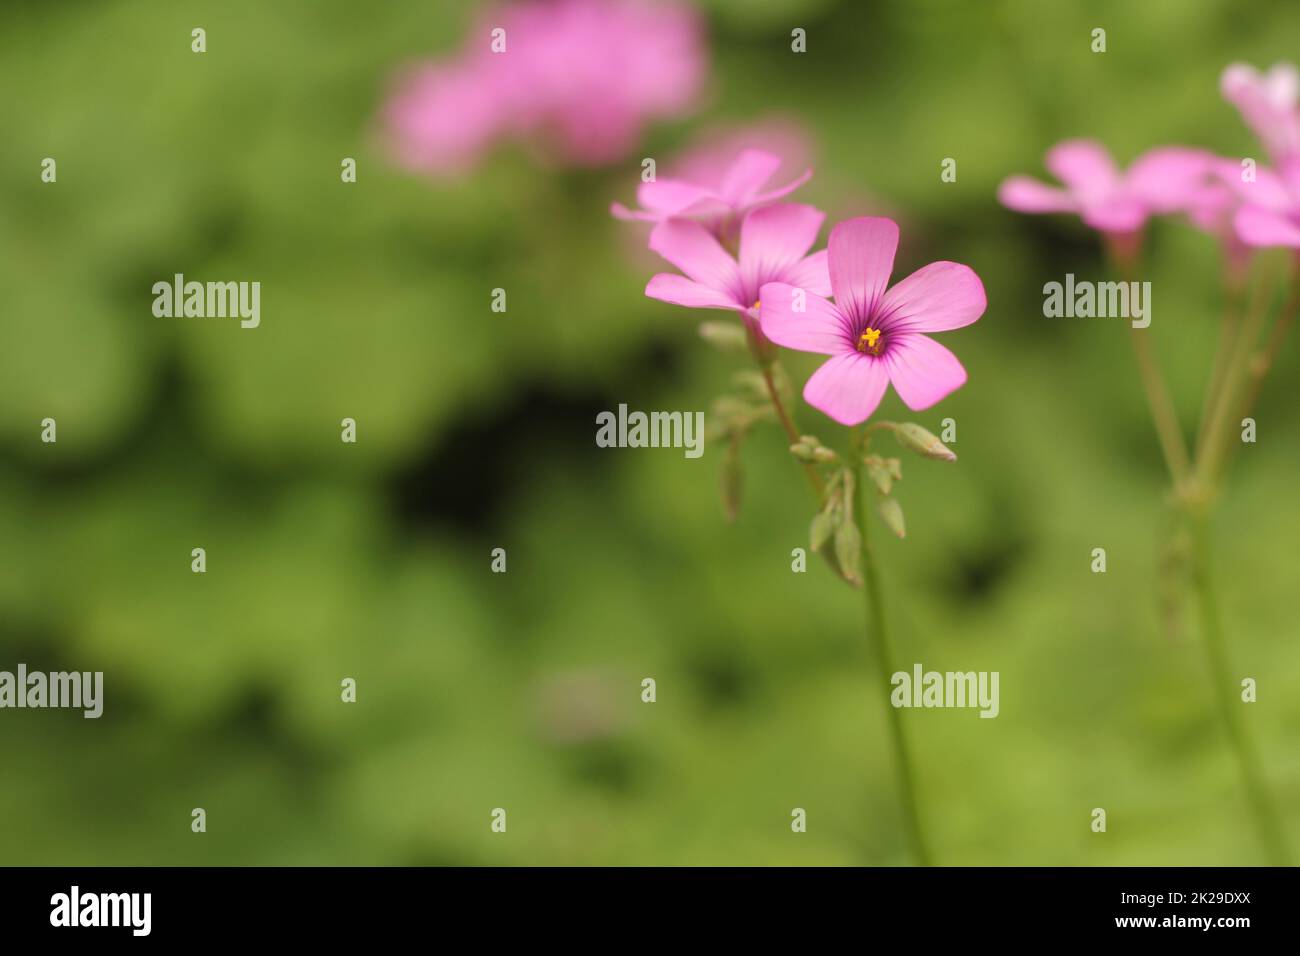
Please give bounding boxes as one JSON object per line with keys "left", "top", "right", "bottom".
{"left": 863, "top": 455, "right": 895, "bottom": 495}
{"left": 893, "top": 422, "right": 956, "bottom": 462}
{"left": 810, "top": 508, "right": 835, "bottom": 552}
{"left": 833, "top": 518, "right": 862, "bottom": 586}
{"left": 877, "top": 497, "right": 906, "bottom": 538}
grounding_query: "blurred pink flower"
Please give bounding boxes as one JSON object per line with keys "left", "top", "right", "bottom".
{"left": 759, "top": 218, "right": 985, "bottom": 426}
{"left": 383, "top": 0, "right": 707, "bottom": 175}
{"left": 644, "top": 204, "right": 830, "bottom": 327}
{"left": 1221, "top": 62, "right": 1300, "bottom": 163}
{"left": 384, "top": 62, "right": 512, "bottom": 174}
{"left": 1225, "top": 158, "right": 1300, "bottom": 248}
{"left": 612, "top": 148, "right": 812, "bottom": 234}
{"left": 1180, "top": 157, "right": 1254, "bottom": 273}
{"left": 669, "top": 118, "right": 815, "bottom": 192}
{"left": 998, "top": 140, "right": 1214, "bottom": 233}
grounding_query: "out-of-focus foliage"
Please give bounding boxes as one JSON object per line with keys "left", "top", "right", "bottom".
{"left": 1, "top": 0, "right": 1297, "bottom": 865}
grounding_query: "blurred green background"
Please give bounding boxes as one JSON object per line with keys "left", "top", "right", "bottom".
{"left": 2, "top": 0, "right": 1298, "bottom": 865}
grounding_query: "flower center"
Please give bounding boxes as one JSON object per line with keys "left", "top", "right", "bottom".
{"left": 856, "top": 327, "right": 884, "bottom": 355}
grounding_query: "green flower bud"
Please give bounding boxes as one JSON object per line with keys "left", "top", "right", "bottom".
{"left": 877, "top": 497, "right": 906, "bottom": 538}
{"left": 833, "top": 518, "right": 863, "bottom": 586}
{"left": 894, "top": 422, "right": 956, "bottom": 462}
{"left": 810, "top": 508, "right": 835, "bottom": 552}
{"left": 863, "top": 455, "right": 895, "bottom": 495}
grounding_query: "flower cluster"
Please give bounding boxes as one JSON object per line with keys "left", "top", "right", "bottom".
{"left": 383, "top": 0, "right": 706, "bottom": 175}
{"left": 997, "top": 63, "right": 1300, "bottom": 867}
{"left": 999, "top": 61, "right": 1300, "bottom": 256}
{"left": 616, "top": 147, "right": 987, "bottom": 427}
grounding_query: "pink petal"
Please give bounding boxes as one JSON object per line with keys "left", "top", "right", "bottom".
{"left": 1079, "top": 196, "right": 1148, "bottom": 233}
{"left": 636, "top": 178, "right": 718, "bottom": 216}
{"left": 877, "top": 261, "right": 986, "bottom": 334}
{"left": 1221, "top": 63, "right": 1300, "bottom": 161}
{"left": 646, "top": 273, "right": 743, "bottom": 311}
{"left": 1263, "top": 63, "right": 1300, "bottom": 107}
{"left": 747, "top": 167, "right": 814, "bottom": 207}
{"left": 610, "top": 201, "right": 656, "bottom": 222}
{"left": 1125, "top": 147, "right": 1215, "bottom": 212}
{"left": 648, "top": 218, "right": 742, "bottom": 296}
{"left": 828, "top": 217, "right": 899, "bottom": 323}
{"left": 883, "top": 334, "right": 967, "bottom": 411}
{"left": 738, "top": 203, "right": 825, "bottom": 293}
{"left": 997, "top": 176, "right": 1077, "bottom": 214}
{"left": 1184, "top": 181, "right": 1236, "bottom": 232}
{"left": 718, "top": 149, "right": 781, "bottom": 204}
{"left": 1045, "top": 139, "right": 1118, "bottom": 198}
{"left": 1222, "top": 164, "right": 1296, "bottom": 211}
{"left": 780, "top": 249, "right": 832, "bottom": 297}
{"left": 1234, "top": 204, "right": 1300, "bottom": 247}
{"left": 802, "top": 353, "right": 891, "bottom": 426}
{"left": 757, "top": 282, "right": 850, "bottom": 355}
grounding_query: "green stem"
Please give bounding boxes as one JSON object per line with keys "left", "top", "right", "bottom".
{"left": 746, "top": 325, "right": 823, "bottom": 498}
{"left": 1188, "top": 511, "right": 1291, "bottom": 866}
{"left": 853, "top": 459, "right": 933, "bottom": 866}
{"left": 1196, "top": 262, "right": 1287, "bottom": 486}
{"left": 1193, "top": 286, "right": 1241, "bottom": 459}
{"left": 1128, "top": 325, "right": 1191, "bottom": 485}
{"left": 1105, "top": 233, "right": 1190, "bottom": 486}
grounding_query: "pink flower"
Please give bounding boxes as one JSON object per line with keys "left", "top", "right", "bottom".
{"left": 383, "top": 0, "right": 706, "bottom": 175}
{"left": 384, "top": 62, "right": 512, "bottom": 174}
{"left": 1221, "top": 62, "right": 1300, "bottom": 163}
{"left": 668, "top": 118, "right": 814, "bottom": 193}
{"left": 1179, "top": 157, "right": 1254, "bottom": 273}
{"left": 1225, "top": 158, "right": 1300, "bottom": 248}
{"left": 759, "top": 218, "right": 985, "bottom": 426}
{"left": 998, "top": 140, "right": 1214, "bottom": 233}
{"left": 612, "top": 148, "right": 812, "bottom": 235}
{"left": 644, "top": 204, "right": 831, "bottom": 325}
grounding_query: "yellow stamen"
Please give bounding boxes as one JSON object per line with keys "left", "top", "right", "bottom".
{"left": 857, "top": 327, "right": 883, "bottom": 355}
{"left": 752, "top": 300, "right": 761, "bottom": 310}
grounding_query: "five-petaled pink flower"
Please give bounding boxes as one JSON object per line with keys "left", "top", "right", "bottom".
{"left": 613, "top": 148, "right": 812, "bottom": 237}
{"left": 645, "top": 204, "right": 830, "bottom": 326}
{"left": 998, "top": 140, "right": 1214, "bottom": 233}
{"left": 759, "top": 218, "right": 985, "bottom": 426}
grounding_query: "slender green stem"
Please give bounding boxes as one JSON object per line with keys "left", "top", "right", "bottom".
{"left": 1196, "top": 269, "right": 1278, "bottom": 486}
{"left": 745, "top": 325, "right": 824, "bottom": 498}
{"left": 1128, "top": 325, "right": 1191, "bottom": 485}
{"left": 1188, "top": 511, "right": 1291, "bottom": 866}
{"left": 853, "top": 459, "right": 933, "bottom": 866}
{"left": 1220, "top": 259, "right": 1299, "bottom": 481}
{"left": 1193, "top": 286, "right": 1241, "bottom": 458}
{"left": 1104, "top": 236, "right": 1190, "bottom": 486}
